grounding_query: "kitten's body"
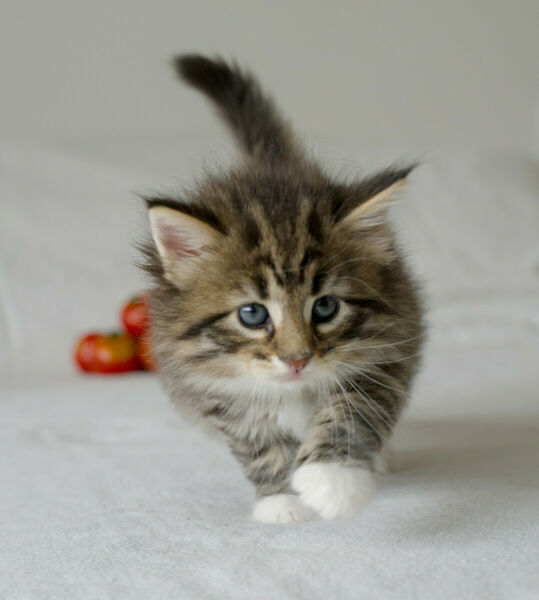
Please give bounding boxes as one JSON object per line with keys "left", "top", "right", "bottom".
{"left": 142, "top": 55, "right": 424, "bottom": 522}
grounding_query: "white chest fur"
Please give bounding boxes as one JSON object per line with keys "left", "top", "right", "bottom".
{"left": 275, "top": 394, "right": 312, "bottom": 441}
{"left": 227, "top": 383, "right": 314, "bottom": 443}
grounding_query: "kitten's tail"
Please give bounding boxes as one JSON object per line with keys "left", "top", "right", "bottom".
{"left": 173, "top": 54, "right": 300, "bottom": 164}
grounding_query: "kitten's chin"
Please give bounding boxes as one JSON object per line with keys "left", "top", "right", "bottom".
{"left": 268, "top": 365, "right": 334, "bottom": 391}
{"left": 274, "top": 372, "right": 307, "bottom": 385}
{"left": 262, "top": 375, "right": 309, "bottom": 393}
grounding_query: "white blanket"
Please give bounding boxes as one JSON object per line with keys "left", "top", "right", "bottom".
{"left": 1, "top": 140, "right": 538, "bottom": 598}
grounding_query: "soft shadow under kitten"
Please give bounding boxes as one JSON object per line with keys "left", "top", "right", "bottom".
{"left": 141, "top": 54, "right": 424, "bottom": 523}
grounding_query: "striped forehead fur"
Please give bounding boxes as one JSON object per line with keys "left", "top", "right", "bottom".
{"left": 143, "top": 163, "right": 412, "bottom": 290}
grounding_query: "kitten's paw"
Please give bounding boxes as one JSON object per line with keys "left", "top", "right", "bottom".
{"left": 252, "top": 493, "right": 316, "bottom": 524}
{"left": 292, "top": 462, "right": 375, "bottom": 520}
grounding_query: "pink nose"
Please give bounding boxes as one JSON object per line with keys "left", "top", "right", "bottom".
{"left": 282, "top": 356, "right": 310, "bottom": 375}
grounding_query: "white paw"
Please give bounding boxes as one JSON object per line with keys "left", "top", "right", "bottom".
{"left": 292, "top": 462, "right": 375, "bottom": 520}
{"left": 252, "top": 493, "right": 316, "bottom": 524}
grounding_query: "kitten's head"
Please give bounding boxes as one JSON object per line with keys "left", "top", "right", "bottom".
{"left": 141, "top": 55, "right": 422, "bottom": 400}
{"left": 144, "top": 164, "right": 417, "bottom": 397}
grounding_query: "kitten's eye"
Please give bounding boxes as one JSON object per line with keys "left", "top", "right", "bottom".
{"left": 238, "top": 303, "right": 270, "bottom": 328}
{"left": 312, "top": 295, "right": 339, "bottom": 323}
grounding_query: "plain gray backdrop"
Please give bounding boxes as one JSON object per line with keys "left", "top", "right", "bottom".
{"left": 2, "top": 0, "right": 538, "bottom": 158}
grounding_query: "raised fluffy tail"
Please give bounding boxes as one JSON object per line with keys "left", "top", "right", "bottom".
{"left": 174, "top": 54, "right": 299, "bottom": 164}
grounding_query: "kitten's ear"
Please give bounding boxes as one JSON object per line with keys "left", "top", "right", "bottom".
{"left": 342, "top": 178, "right": 406, "bottom": 230}
{"left": 148, "top": 204, "right": 222, "bottom": 284}
{"left": 340, "top": 169, "right": 412, "bottom": 258}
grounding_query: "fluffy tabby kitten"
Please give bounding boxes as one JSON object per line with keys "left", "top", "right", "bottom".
{"left": 141, "top": 54, "right": 424, "bottom": 523}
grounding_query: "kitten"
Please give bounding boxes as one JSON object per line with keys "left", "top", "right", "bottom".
{"left": 141, "top": 54, "right": 424, "bottom": 523}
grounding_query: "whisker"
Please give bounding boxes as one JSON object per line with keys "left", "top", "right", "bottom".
{"left": 338, "top": 323, "right": 396, "bottom": 346}
{"left": 320, "top": 377, "right": 338, "bottom": 448}
{"left": 334, "top": 375, "right": 384, "bottom": 442}
{"left": 323, "top": 255, "right": 386, "bottom": 271}
{"left": 336, "top": 275, "right": 396, "bottom": 311}
{"left": 334, "top": 359, "right": 418, "bottom": 402}
{"left": 322, "top": 326, "right": 396, "bottom": 356}
{"left": 341, "top": 374, "right": 393, "bottom": 429}
{"left": 333, "top": 376, "right": 355, "bottom": 458}
{"left": 332, "top": 376, "right": 353, "bottom": 457}
{"left": 355, "top": 370, "right": 406, "bottom": 397}
{"left": 366, "top": 351, "right": 424, "bottom": 366}
{"left": 336, "top": 332, "right": 427, "bottom": 353}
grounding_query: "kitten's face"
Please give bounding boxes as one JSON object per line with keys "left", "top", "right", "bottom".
{"left": 147, "top": 173, "right": 403, "bottom": 398}
{"left": 188, "top": 258, "right": 380, "bottom": 394}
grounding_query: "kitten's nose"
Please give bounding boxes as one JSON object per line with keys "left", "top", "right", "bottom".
{"left": 281, "top": 353, "right": 311, "bottom": 375}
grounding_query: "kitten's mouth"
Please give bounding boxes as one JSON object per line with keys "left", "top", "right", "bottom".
{"left": 276, "top": 371, "right": 306, "bottom": 384}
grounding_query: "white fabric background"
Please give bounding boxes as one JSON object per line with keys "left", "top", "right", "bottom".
{"left": 2, "top": 1, "right": 538, "bottom": 595}
{"left": 1, "top": 138, "right": 538, "bottom": 599}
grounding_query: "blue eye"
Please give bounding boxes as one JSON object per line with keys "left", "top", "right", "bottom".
{"left": 238, "top": 303, "right": 270, "bottom": 328}
{"left": 312, "top": 296, "right": 339, "bottom": 323}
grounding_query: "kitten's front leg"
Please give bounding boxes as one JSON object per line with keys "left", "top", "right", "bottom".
{"left": 228, "top": 433, "right": 315, "bottom": 523}
{"left": 292, "top": 382, "right": 399, "bottom": 520}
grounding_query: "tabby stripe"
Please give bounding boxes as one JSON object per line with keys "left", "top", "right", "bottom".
{"left": 311, "top": 270, "right": 326, "bottom": 295}
{"left": 256, "top": 255, "right": 285, "bottom": 287}
{"left": 202, "top": 404, "right": 225, "bottom": 418}
{"left": 343, "top": 297, "right": 391, "bottom": 313}
{"left": 243, "top": 216, "right": 261, "bottom": 250}
{"left": 178, "top": 311, "right": 230, "bottom": 340}
{"left": 145, "top": 197, "right": 228, "bottom": 235}
{"left": 307, "top": 208, "right": 323, "bottom": 243}
{"left": 330, "top": 312, "right": 370, "bottom": 342}
{"left": 298, "top": 247, "right": 322, "bottom": 284}
{"left": 187, "top": 350, "right": 221, "bottom": 362}
{"left": 252, "top": 273, "right": 268, "bottom": 299}
{"left": 208, "top": 327, "right": 250, "bottom": 353}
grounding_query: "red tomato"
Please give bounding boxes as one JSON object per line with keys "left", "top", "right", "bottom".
{"left": 74, "top": 332, "right": 140, "bottom": 374}
{"left": 136, "top": 332, "right": 157, "bottom": 371}
{"left": 121, "top": 295, "right": 150, "bottom": 338}
{"left": 74, "top": 333, "right": 101, "bottom": 372}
